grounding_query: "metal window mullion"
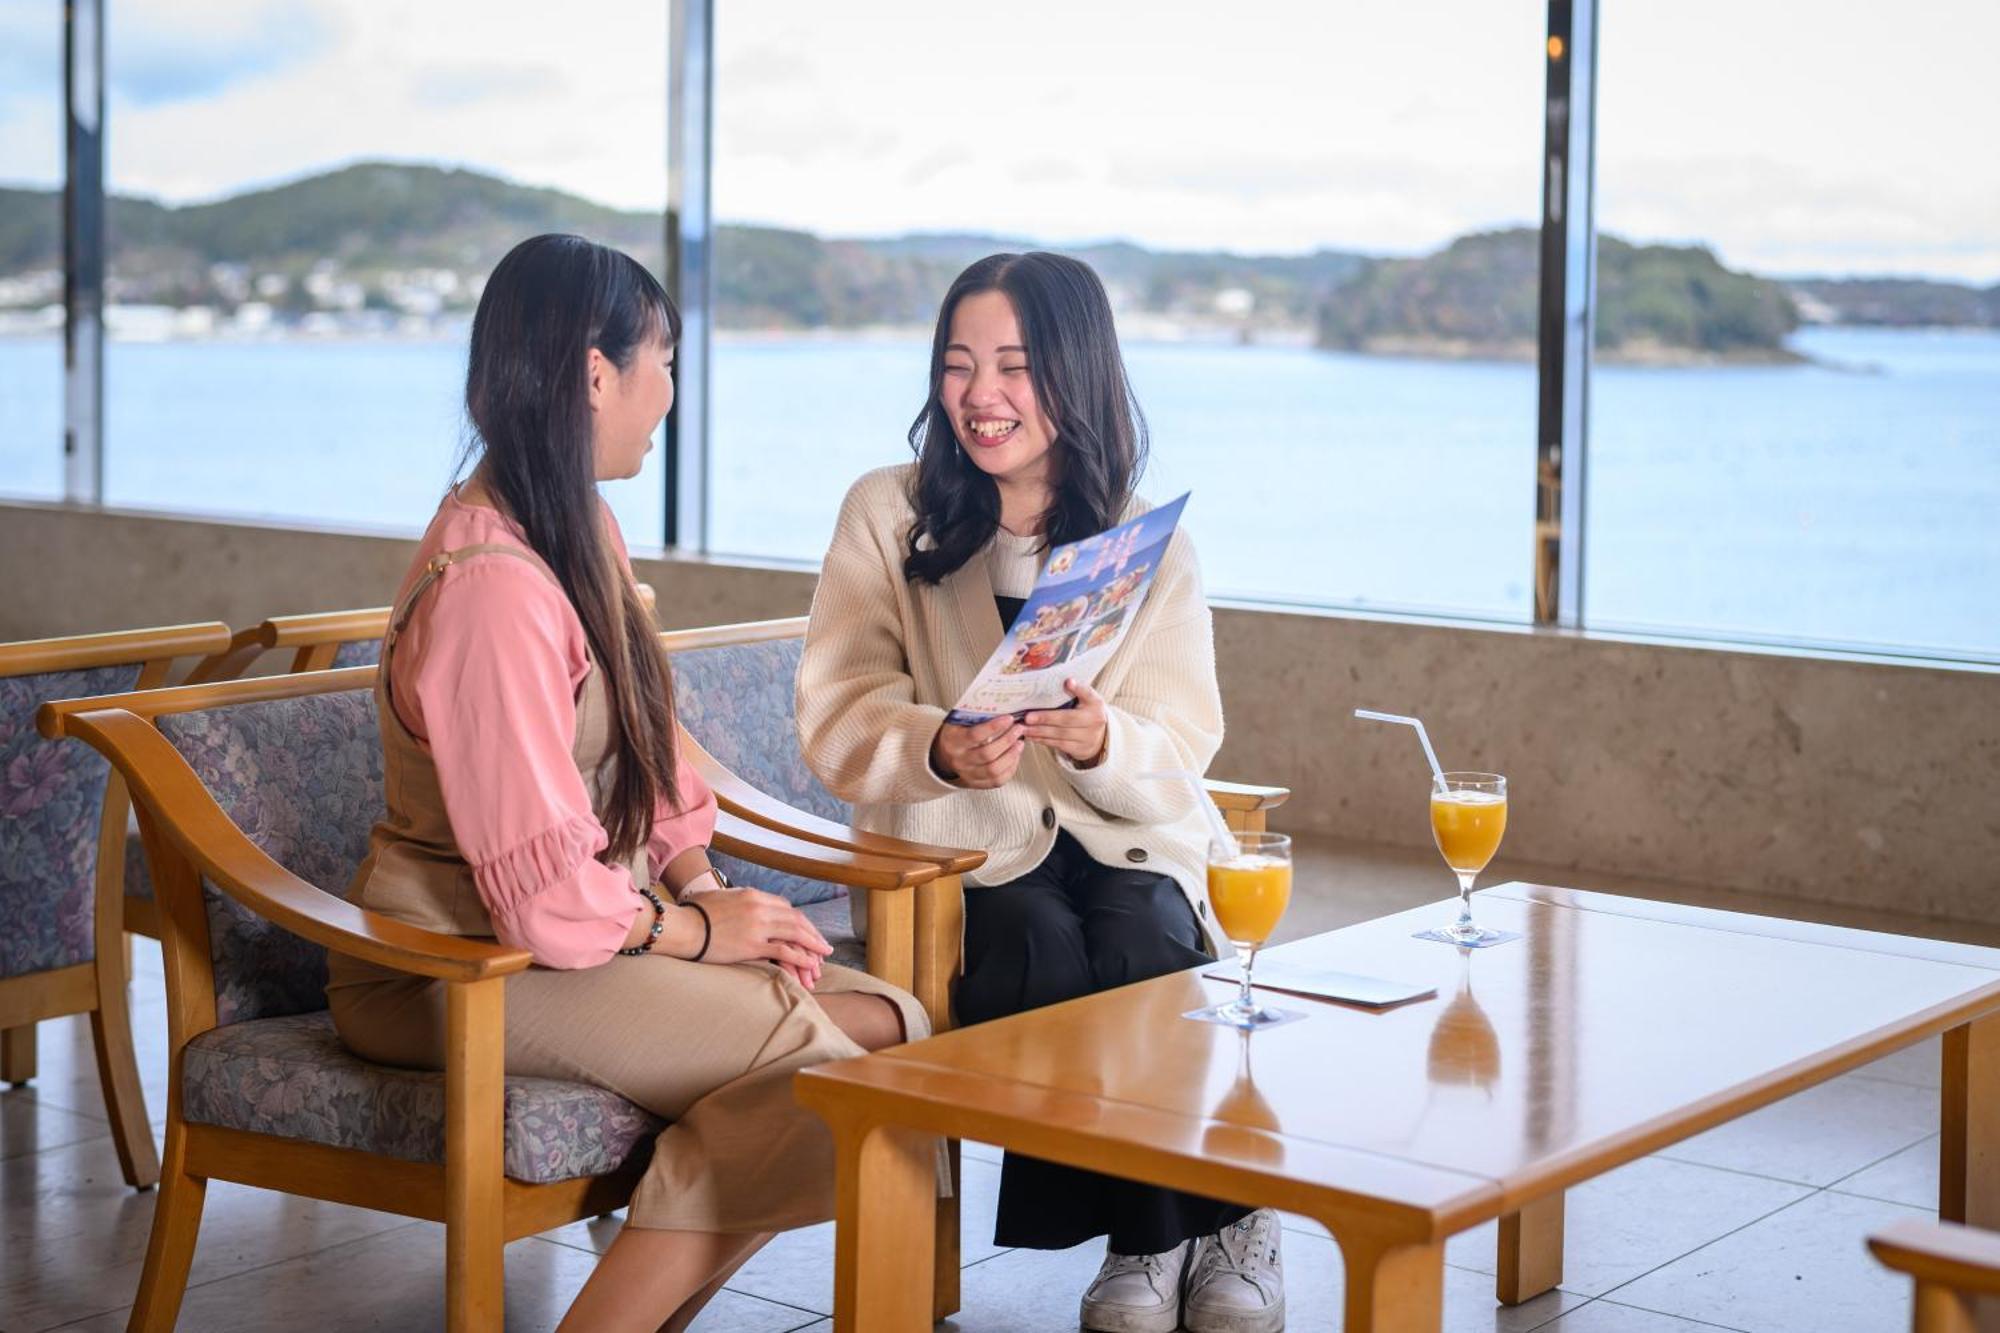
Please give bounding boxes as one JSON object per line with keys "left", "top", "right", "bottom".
{"left": 63, "top": 0, "right": 106, "bottom": 504}
{"left": 1534, "top": 0, "right": 1598, "bottom": 628}
{"left": 665, "top": 0, "right": 714, "bottom": 552}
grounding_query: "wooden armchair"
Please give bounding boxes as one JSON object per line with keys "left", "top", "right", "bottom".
{"left": 0, "top": 621, "right": 230, "bottom": 1190}
{"left": 658, "top": 615, "right": 1291, "bottom": 1320}
{"left": 36, "top": 664, "right": 958, "bottom": 1333}
{"left": 1871, "top": 1219, "right": 2000, "bottom": 1333}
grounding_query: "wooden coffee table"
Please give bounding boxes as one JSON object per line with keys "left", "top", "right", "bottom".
{"left": 795, "top": 884, "right": 2000, "bottom": 1331}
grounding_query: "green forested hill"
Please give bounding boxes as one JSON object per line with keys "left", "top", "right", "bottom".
{"left": 1315, "top": 228, "right": 1804, "bottom": 362}
{"left": 0, "top": 162, "right": 1364, "bottom": 330}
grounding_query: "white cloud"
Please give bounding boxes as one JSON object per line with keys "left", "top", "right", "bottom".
{"left": 0, "top": 0, "right": 1991, "bottom": 280}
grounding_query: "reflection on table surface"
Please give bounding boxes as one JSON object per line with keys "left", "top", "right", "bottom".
{"left": 884, "top": 883, "right": 2000, "bottom": 1192}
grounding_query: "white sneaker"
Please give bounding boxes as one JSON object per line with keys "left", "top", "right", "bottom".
{"left": 1184, "top": 1209, "right": 1285, "bottom": 1333}
{"left": 1079, "top": 1239, "right": 1191, "bottom": 1333}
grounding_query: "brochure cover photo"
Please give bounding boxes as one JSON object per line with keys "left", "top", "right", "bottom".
{"left": 947, "top": 493, "right": 1190, "bottom": 725}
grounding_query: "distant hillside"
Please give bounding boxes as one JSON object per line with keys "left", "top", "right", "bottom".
{"left": 0, "top": 162, "right": 1363, "bottom": 336}
{"left": 1316, "top": 228, "right": 1805, "bottom": 363}
{"left": 1787, "top": 276, "right": 2000, "bottom": 328}
{"left": 0, "top": 162, "right": 1991, "bottom": 350}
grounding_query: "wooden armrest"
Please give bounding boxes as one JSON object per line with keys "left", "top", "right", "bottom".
{"left": 262, "top": 607, "right": 391, "bottom": 649}
{"left": 681, "top": 730, "right": 985, "bottom": 876}
{"left": 41, "top": 706, "right": 532, "bottom": 983}
{"left": 1870, "top": 1219, "right": 2000, "bottom": 1297}
{"left": 38, "top": 665, "right": 379, "bottom": 723}
{"left": 0, "top": 621, "right": 232, "bottom": 677}
{"left": 712, "top": 810, "right": 942, "bottom": 893}
{"left": 1205, "top": 779, "right": 1291, "bottom": 813}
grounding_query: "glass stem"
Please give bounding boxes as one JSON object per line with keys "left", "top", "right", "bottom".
{"left": 1455, "top": 872, "right": 1477, "bottom": 930}
{"left": 1238, "top": 945, "right": 1258, "bottom": 1012}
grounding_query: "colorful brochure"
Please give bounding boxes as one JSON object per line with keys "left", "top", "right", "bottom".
{"left": 946, "top": 493, "right": 1189, "bottom": 725}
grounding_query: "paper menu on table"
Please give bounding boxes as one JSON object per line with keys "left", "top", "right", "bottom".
{"left": 946, "top": 493, "right": 1189, "bottom": 726}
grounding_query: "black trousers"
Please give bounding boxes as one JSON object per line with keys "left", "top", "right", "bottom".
{"left": 955, "top": 830, "right": 1253, "bottom": 1254}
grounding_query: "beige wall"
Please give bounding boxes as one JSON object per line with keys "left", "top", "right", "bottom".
{"left": 6, "top": 500, "right": 1996, "bottom": 925}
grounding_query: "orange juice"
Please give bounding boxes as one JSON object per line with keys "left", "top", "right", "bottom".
{"left": 1207, "top": 854, "right": 1292, "bottom": 946}
{"left": 1430, "top": 790, "right": 1508, "bottom": 874}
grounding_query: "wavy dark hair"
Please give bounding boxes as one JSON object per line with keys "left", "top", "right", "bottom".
{"left": 903, "top": 252, "right": 1147, "bottom": 583}
{"left": 462, "top": 233, "right": 683, "bottom": 862}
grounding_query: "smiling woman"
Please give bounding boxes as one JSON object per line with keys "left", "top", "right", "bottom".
{"left": 796, "top": 252, "right": 1290, "bottom": 1333}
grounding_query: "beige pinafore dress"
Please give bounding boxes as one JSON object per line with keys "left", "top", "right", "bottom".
{"left": 326, "top": 541, "right": 928, "bottom": 1233}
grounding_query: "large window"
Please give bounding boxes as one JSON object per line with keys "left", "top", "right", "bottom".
{"left": 0, "top": 6, "right": 63, "bottom": 501}
{"left": 1588, "top": 0, "right": 2000, "bottom": 658}
{"left": 709, "top": 1, "right": 1546, "bottom": 619}
{"left": 11, "top": 3, "right": 1998, "bottom": 665}
{"left": 86, "top": 2, "right": 670, "bottom": 542}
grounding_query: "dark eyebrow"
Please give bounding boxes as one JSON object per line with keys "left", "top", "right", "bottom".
{"left": 943, "top": 343, "right": 1029, "bottom": 356}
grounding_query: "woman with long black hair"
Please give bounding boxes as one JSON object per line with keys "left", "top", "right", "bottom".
{"left": 326, "top": 233, "right": 924, "bottom": 1333}
{"left": 798, "top": 252, "right": 1285, "bottom": 1333}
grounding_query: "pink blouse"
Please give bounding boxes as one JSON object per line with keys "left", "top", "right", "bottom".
{"left": 387, "top": 491, "right": 717, "bottom": 969}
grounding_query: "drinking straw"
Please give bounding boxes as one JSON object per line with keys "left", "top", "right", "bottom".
{"left": 1353, "top": 709, "right": 1449, "bottom": 793}
{"left": 1140, "top": 769, "right": 1241, "bottom": 860}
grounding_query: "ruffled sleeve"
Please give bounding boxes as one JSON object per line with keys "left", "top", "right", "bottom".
{"left": 397, "top": 557, "right": 644, "bottom": 969}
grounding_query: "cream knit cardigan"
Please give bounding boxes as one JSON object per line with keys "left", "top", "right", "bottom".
{"left": 796, "top": 464, "right": 1225, "bottom": 946}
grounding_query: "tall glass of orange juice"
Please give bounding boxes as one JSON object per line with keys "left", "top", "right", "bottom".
{"left": 1188, "top": 831, "right": 1297, "bottom": 1029}
{"left": 1417, "top": 772, "right": 1511, "bottom": 947}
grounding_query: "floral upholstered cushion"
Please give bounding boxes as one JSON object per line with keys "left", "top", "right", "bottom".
{"left": 156, "top": 691, "right": 384, "bottom": 1025}
{"left": 0, "top": 664, "right": 144, "bottom": 979}
{"left": 669, "top": 637, "right": 849, "bottom": 906}
{"left": 182, "top": 1011, "right": 662, "bottom": 1183}
{"left": 329, "top": 639, "right": 380, "bottom": 669}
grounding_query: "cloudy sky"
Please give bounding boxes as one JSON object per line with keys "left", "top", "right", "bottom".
{"left": 1, "top": 0, "right": 1994, "bottom": 280}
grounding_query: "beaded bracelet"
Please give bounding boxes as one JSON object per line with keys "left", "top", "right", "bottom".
{"left": 617, "top": 884, "right": 670, "bottom": 957}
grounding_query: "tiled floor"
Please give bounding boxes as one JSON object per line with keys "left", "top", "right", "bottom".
{"left": 3, "top": 837, "right": 1988, "bottom": 1332}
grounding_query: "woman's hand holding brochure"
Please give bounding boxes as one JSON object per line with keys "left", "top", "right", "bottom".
{"left": 931, "top": 713, "right": 1026, "bottom": 789}
{"left": 1021, "top": 678, "right": 1109, "bottom": 767}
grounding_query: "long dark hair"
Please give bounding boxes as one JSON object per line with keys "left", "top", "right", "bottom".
{"left": 463, "top": 233, "right": 683, "bottom": 862}
{"left": 903, "top": 252, "right": 1147, "bottom": 584}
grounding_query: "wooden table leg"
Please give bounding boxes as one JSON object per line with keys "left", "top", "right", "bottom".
{"left": 1497, "top": 1192, "right": 1565, "bottom": 1304}
{"left": 1942, "top": 1014, "right": 2000, "bottom": 1229}
{"left": 933, "top": 1139, "right": 962, "bottom": 1322}
{"left": 1336, "top": 1230, "right": 1445, "bottom": 1333}
{"left": 832, "top": 1117, "right": 937, "bottom": 1333}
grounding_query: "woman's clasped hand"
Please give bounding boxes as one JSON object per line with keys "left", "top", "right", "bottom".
{"left": 679, "top": 884, "right": 833, "bottom": 988}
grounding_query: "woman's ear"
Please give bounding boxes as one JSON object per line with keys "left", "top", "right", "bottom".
{"left": 585, "top": 347, "right": 609, "bottom": 413}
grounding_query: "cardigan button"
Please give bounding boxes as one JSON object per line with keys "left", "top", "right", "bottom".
{"left": 1041, "top": 806, "right": 1056, "bottom": 829}
{"left": 1125, "top": 848, "right": 1148, "bottom": 864}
